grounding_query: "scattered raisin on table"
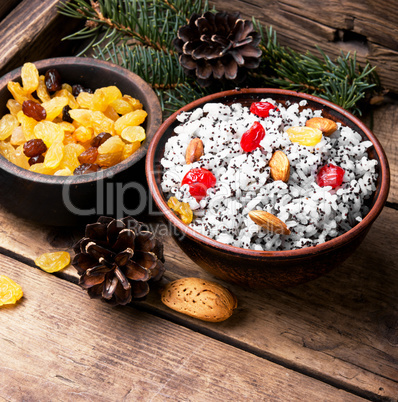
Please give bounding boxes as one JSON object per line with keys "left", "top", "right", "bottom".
{"left": 23, "top": 139, "right": 47, "bottom": 157}
{"left": 22, "top": 100, "right": 46, "bottom": 121}
{"left": 74, "top": 163, "right": 101, "bottom": 175}
{"left": 45, "top": 68, "right": 62, "bottom": 92}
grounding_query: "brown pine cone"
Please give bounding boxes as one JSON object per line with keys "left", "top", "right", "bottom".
{"left": 173, "top": 11, "right": 262, "bottom": 86}
{"left": 72, "top": 216, "right": 164, "bottom": 306}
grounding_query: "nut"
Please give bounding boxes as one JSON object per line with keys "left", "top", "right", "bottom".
{"left": 305, "top": 117, "right": 337, "bottom": 137}
{"left": 185, "top": 138, "right": 204, "bottom": 164}
{"left": 161, "top": 277, "right": 237, "bottom": 322}
{"left": 248, "top": 210, "right": 291, "bottom": 235}
{"left": 269, "top": 150, "right": 290, "bottom": 182}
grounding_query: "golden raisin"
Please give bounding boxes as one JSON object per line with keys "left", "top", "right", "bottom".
{"left": 0, "top": 275, "right": 23, "bottom": 306}
{"left": 114, "top": 109, "right": 147, "bottom": 136}
{"left": 286, "top": 126, "right": 323, "bottom": 146}
{"left": 121, "top": 125, "right": 146, "bottom": 143}
{"left": 34, "top": 251, "right": 71, "bottom": 273}
{"left": 0, "top": 114, "right": 19, "bottom": 141}
{"left": 167, "top": 196, "right": 193, "bottom": 224}
{"left": 21, "top": 62, "right": 39, "bottom": 94}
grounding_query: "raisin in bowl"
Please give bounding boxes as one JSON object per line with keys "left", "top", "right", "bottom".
{"left": 146, "top": 88, "right": 390, "bottom": 289}
{"left": 0, "top": 57, "right": 162, "bottom": 226}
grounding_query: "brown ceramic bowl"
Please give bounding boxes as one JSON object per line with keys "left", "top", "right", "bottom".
{"left": 0, "top": 57, "right": 162, "bottom": 226}
{"left": 146, "top": 88, "right": 390, "bottom": 289}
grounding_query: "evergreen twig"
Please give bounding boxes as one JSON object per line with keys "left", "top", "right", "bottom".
{"left": 58, "top": 0, "right": 381, "bottom": 116}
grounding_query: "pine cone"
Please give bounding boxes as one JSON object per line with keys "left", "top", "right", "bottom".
{"left": 173, "top": 11, "right": 262, "bottom": 86}
{"left": 72, "top": 216, "right": 165, "bottom": 306}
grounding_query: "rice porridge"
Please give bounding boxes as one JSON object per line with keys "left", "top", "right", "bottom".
{"left": 160, "top": 98, "right": 378, "bottom": 251}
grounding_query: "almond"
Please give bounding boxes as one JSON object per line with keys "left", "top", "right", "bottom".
{"left": 248, "top": 210, "right": 291, "bottom": 235}
{"left": 161, "top": 277, "right": 237, "bottom": 322}
{"left": 269, "top": 150, "right": 290, "bottom": 182}
{"left": 185, "top": 138, "right": 204, "bottom": 164}
{"left": 305, "top": 117, "right": 337, "bottom": 137}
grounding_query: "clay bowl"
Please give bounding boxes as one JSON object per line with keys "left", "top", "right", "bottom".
{"left": 146, "top": 88, "right": 390, "bottom": 289}
{"left": 0, "top": 57, "right": 162, "bottom": 226}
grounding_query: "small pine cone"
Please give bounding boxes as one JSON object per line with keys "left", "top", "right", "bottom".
{"left": 72, "top": 216, "right": 165, "bottom": 306}
{"left": 173, "top": 11, "right": 262, "bottom": 86}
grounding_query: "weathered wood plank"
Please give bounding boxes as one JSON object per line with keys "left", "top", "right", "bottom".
{"left": 0, "top": 256, "right": 365, "bottom": 401}
{"left": 0, "top": 0, "right": 82, "bottom": 76}
{"left": 0, "top": 0, "right": 21, "bottom": 20}
{"left": 210, "top": 0, "right": 398, "bottom": 93}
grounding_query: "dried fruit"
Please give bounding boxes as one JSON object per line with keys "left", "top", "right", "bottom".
{"left": 91, "top": 132, "right": 112, "bottom": 147}
{"left": 45, "top": 68, "right": 62, "bottom": 92}
{"left": 41, "top": 96, "right": 69, "bottom": 121}
{"left": 240, "top": 121, "right": 265, "bottom": 152}
{"left": 96, "top": 135, "right": 124, "bottom": 167}
{"left": 114, "top": 109, "right": 147, "bottom": 136}
{"left": 0, "top": 275, "right": 23, "bottom": 306}
{"left": 34, "top": 121, "right": 64, "bottom": 147}
{"left": 43, "top": 141, "right": 64, "bottom": 169}
{"left": 161, "top": 277, "right": 237, "bottom": 322}
{"left": 287, "top": 126, "right": 323, "bottom": 146}
{"left": 121, "top": 126, "right": 146, "bottom": 143}
{"left": 34, "top": 251, "right": 71, "bottom": 273}
{"left": 248, "top": 210, "right": 291, "bottom": 235}
{"left": 78, "top": 147, "right": 98, "bottom": 164}
{"left": 306, "top": 117, "right": 337, "bottom": 137}
{"left": 23, "top": 139, "right": 47, "bottom": 157}
{"left": 21, "top": 62, "right": 39, "bottom": 94}
{"left": 185, "top": 138, "right": 204, "bottom": 164}
{"left": 7, "top": 81, "right": 34, "bottom": 104}
{"left": 22, "top": 100, "right": 46, "bottom": 121}
{"left": 316, "top": 164, "right": 345, "bottom": 188}
{"left": 91, "top": 86, "right": 122, "bottom": 112}
{"left": 0, "top": 114, "right": 19, "bottom": 141}
{"left": 181, "top": 168, "right": 217, "bottom": 201}
{"left": 269, "top": 150, "right": 290, "bottom": 182}
{"left": 62, "top": 105, "right": 73, "bottom": 123}
{"left": 250, "top": 101, "right": 278, "bottom": 118}
{"left": 73, "top": 163, "right": 101, "bottom": 175}
{"left": 28, "top": 154, "right": 45, "bottom": 166}
{"left": 167, "top": 196, "right": 193, "bottom": 224}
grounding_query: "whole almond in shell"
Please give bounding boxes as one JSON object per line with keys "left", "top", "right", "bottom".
{"left": 249, "top": 210, "right": 291, "bottom": 235}
{"left": 185, "top": 138, "right": 204, "bottom": 164}
{"left": 305, "top": 117, "right": 337, "bottom": 137}
{"left": 269, "top": 150, "right": 290, "bottom": 182}
{"left": 161, "top": 277, "right": 237, "bottom": 322}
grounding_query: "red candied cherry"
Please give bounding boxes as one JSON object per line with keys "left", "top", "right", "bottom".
{"left": 250, "top": 102, "right": 278, "bottom": 118}
{"left": 316, "top": 164, "right": 345, "bottom": 188}
{"left": 181, "top": 168, "right": 217, "bottom": 201}
{"left": 240, "top": 121, "right": 265, "bottom": 152}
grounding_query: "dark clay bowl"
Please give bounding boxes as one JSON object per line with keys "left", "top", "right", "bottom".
{"left": 0, "top": 57, "right": 162, "bottom": 226}
{"left": 146, "top": 88, "right": 390, "bottom": 289}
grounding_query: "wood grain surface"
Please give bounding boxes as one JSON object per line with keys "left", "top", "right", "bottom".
{"left": 210, "top": 0, "right": 398, "bottom": 94}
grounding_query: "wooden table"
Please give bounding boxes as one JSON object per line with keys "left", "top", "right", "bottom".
{"left": 0, "top": 1, "right": 398, "bottom": 401}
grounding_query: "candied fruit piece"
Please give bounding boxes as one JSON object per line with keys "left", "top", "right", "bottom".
{"left": 91, "top": 132, "right": 112, "bottom": 147}
{"left": 7, "top": 99, "right": 22, "bottom": 116}
{"left": 44, "top": 141, "right": 64, "bottom": 169}
{"left": 74, "top": 163, "right": 101, "bottom": 175}
{"left": 0, "top": 114, "right": 19, "bottom": 141}
{"left": 10, "top": 126, "right": 26, "bottom": 146}
{"left": 7, "top": 81, "right": 34, "bottom": 104}
{"left": 45, "top": 68, "right": 62, "bottom": 92}
{"left": 91, "top": 86, "right": 122, "bottom": 112}
{"left": 37, "top": 75, "right": 51, "bottom": 103}
{"left": 22, "top": 100, "right": 47, "bottom": 121}
{"left": 21, "top": 62, "right": 39, "bottom": 94}
{"left": 69, "top": 108, "right": 93, "bottom": 127}
{"left": 34, "top": 251, "right": 70, "bottom": 273}
{"left": 23, "top": 138, "right": 47, "bottom": 157}
{"left": 96, "top": 135, "right": 124, "bottom": 167}
{"left": 73, "top": 126, "right": 93, "bottom": 143}
{"left": 287, "top": 126, "right": 323, "bottom": 146}
{"left": 167, "top": 196, "right": 193, "bottom": 224}
{"left": 10, "top": 146, "right": 30, "bottom": 170}
{"left": 17, "top": 111, "right": 37, "bottom": 141}
{"left": 91, "top": 111, "right": 115, "bottom": 135}
{"left": 42, "top": 96, "right": 69, "bottom": 121}
{"left": 0, "top": 275, "right": 23, "bottom": 306}
{"left": 78, "top": 147, "right": 98, "bottom": 164}
{"left": 34, "top": 120, "right": 64, "bottom": 147}
{"left": 121, "top": 125, "right": 146, "bottom": 143}
{"left": 122, "top": 141, "right": 141, "bottom": 160}
{"left": 114, "top": 109, "right": 147, "bottom": 136}
{"left": 76, "top": 92, "right": 94, "bottom": 109}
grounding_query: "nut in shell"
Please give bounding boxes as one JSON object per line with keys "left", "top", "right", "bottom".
{"left": 305, "top": 117, "right": 337, "bottom": 137}
{"left": 269, "top": 150, "right": 290, "bottom": 182}
{"left": 249, "top": 210, "right": 291, "bottom": 235}
{"left": 186, "top": 138, "right": 204, "bottom": 164}
{"left": 161, "top": 277, "right": 237, "bottom": 322}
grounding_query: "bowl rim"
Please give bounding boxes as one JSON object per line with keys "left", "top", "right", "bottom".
{"left": 146, "top": 88, "right": 390, "bottom": 259}
{"left": 0, "top": 57, "right": 162, "bottom": 185}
